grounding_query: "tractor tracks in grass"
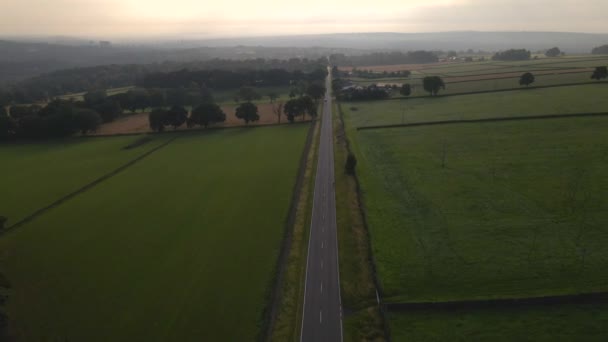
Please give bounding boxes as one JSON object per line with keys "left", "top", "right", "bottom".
{"left": 1, "top": 137, "right": 178, "bottom": 234}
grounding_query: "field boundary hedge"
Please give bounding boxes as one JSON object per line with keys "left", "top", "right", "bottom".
{"left": 263, "top": 120, "right": 316, "bottom": 341}
{"left": 1, "top": 137, "right": 177, "bottom": 234}
{"left": 384, "top": 80, "right": 607, "bottom": 101}
{"left": 384, "top": 292, "right": 608, "bottom": 311}
{"left": 357, "top": 112, "right": 608, "bottom": 131}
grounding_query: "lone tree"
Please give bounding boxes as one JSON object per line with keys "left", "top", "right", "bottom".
{"left": 284, "top": 96, "right": 316, "bottom": 122}
{"left": 74, "top": 108, "right": 102, "bottom": 135}
{"left": 165, "top": 106, "right": 188, "bottom": 129}
{"left": 235, "top": 102, "right": 259, "bottom": 124}
{"left": 545, "top": 47, "right": 562, "bottom": 57}
{"left": 149, "top": 108, "right": 167, "bottom": 132}
{"left": 591, "top": 66, "right": 608, "bottom": 80}
{"left": 305, "top": 82, "right": 326, "bottom": 104}
{"left": 345, "top": 153, "right": 357, "bottom": 175}
{"left": 267, "top": 92, "right": 278, "bottom": 103}
{"left": 272, "top": 101, "right": 284, "bottom": 124}
{"left": 422, "top": 76, "right": 445, "bottom": 96}
{"left": 519, "top": 72, "right": 535, "bottom": 87}
{"left": 400, "top": 84, "right": 411, "bottom": 97}
{"left": 189, "top": 103, "right": 226, "bottom": 128}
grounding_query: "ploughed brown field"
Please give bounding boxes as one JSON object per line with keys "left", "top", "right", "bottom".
{"left": 93, "top": 103, "right": 301, "bottom": 135}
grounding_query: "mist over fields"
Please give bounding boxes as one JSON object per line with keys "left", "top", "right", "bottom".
{"left": 2, "top": 31, "right": 608, "bottom": 84}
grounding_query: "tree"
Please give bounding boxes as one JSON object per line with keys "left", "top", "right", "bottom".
{"left": 165, "top": 88, "right": 188, "bottom": 107}
{"left": 422, "top": 76, "right": 445, "bottom": 96}
{"left": 591, "top": 45, "right": 608, "bottom": 55}
{"left": 306, "top": 82, "right": 326, "bottom": 103}
{"left": 165, "top": 106, "right": 188, "bottom": 129}
{"left": 235, "top": 102, "right": 259, "bottom": 124}
{"left": 283, "top": 99, "right": 300, "bottom": 123}
{"left": 125, "top": 89, "right": 150, "bottom": 112}
{"left": 447, "top": 50, "right": 458, "bottom": 58}
{"left": 74, "top": 108, "right": 101, "bottom": 135}
{"left": 519, "top": 72, "right": 535, "bottom": 87}
{"left": 0, "top": 110, "right": 15, "bottom": 140}
{"left": 299, "top": 96, "right": 316, "bottom": 120}
{"left": 237, "top": 87, "right": 261, "bottom": 102}
{"left": 591, "top": 66, "right": 608, "bottom": 80}
{"left": 545, "top": 47, "right": 561, "bottom": 57}
{"left": 149, "top": 108, "right": 167, "bottom": 132}
{"left": 332, "top": 78, "right": 346, "bottom": 93}
{"left": 400, "top": 84, "right": 411, "bottom": 97}
{"left": 94, "top": 99, "right": 122, "bottom": 123}
{"left": 272, "top": 102, "right": 284, "bottom": 124}
{"left": 9, "top": 105, "right": 41, "bottom": 119}
{"left": 267, "top": 92, "right": 278, "bottom": 103}
{"left": 492, "top": 49, "right": 531, "bottom": 61}
{"left": 0, "top": 216, "right": 7, "bottom": 230}
{"left": 84, "top": 90, "right": 107, "bottom": 106}
{"left": 345, "top": 153, "right": 357, "bottom": 175}
{"left": 190, "top": 103, "right": 226, "bottom": 128}
{"left": 284, "top": 96, "right": 316, "bottom": 122}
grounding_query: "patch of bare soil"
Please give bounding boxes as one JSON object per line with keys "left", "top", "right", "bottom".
{"left": 93, "top": 103, "right": 285, "bottom": 136}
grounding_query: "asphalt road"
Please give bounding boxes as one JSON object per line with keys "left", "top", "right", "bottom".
{"left": 300, "top": 69, "right": 343, "bottom": 342}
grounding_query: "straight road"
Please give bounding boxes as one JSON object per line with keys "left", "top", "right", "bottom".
{"left": 300, "top": 68, "right": 343, "bottom": 342}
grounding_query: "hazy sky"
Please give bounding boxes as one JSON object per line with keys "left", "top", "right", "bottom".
{"left": 2, "top": 0, "right": 607, "bottom": 39}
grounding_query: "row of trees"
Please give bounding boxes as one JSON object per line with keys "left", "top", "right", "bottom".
{"left": 520, "top": 67, "right": 607, "bottom": 87}
{"left": 0, "top": 100, "right": 102, "bottom": 140}
{"left": 329, "top": 51, "right": 438, "bottom": 66}
{"left": 141, "top": 68, "right": 328, "bottom": 90}
{"left": 0, "top": 58, "right": 328, "bottom": 105}
{"left": 349, "top": 69, "right": 411, "bottom": 79}
{"left": 492, "top": 49, "right": 532, "bottom": 61}
{"left": 591, "top": 45, "right": 608, "bottom": 55}
{"left": 147, "top": 95, "right": 322, "bottom": 132}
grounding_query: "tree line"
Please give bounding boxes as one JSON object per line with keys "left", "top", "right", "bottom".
{"left": 0, "top": 58, "right": 328, "bottom": 105}
{"left": 346, "top": 68, "right": 411, "bottom": 79}
{"left": 492, "top": 49, "right": 532, "bottom": 61}
{"left": 0, "top": 100, "right": 102, "bottom": 140}
{"left": 140, "top": 67, "right": 327, "bottom": 90}
{"left": 147, "top": 81, "right": 326, "bottom": 131}
{"left": 330, "top": 51, "right": 438, "bottom": 66}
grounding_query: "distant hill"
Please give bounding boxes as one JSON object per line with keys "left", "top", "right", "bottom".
{"left": 176, "top": 31, "right": 608, "bottom": 54}
{"left": 0, "top": 40, "right": 351, "bottom": 84}
{"left": 2, "top": 31, "right": 608, "bottom": 84}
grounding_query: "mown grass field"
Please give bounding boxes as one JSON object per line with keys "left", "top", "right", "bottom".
{"left": 388, "top": 302, "right": 608, "bottom": 341}
{"left": 344, "top": 83, "right": 608, "bottom": 128}
{"left": 347, "top": 116, "right": 608, "bottom": 302}
{"left": 0, "top": 125, "right": 309, "bottom": 341}
{"left": 0, "top": 135, "right": 170, "bottom": 225}
{"left": 348, "top": 55, "right": 608, "bottom": 96}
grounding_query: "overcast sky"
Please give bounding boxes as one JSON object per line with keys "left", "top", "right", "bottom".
{"left": 2, "top": 0, "right": 607, "bottom": 39}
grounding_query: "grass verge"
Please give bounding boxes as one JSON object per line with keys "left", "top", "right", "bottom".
{"left": 270, "top": 118, "right": 320, "bottom": 341}
{"left": 334, "top": 102, "right": 387, "bottom": 341}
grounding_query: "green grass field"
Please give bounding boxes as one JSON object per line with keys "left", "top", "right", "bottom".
{"left": 347, "top": 117, "right": 608, "bottom": 302}
{"left": 0, "top": 135, "right": 170, "bottom": 225}
{"left": 343, "top": 83, "right": 608, "bottom": 128}
{"left": 388, "top": 302, "right": 608, "bottom": 341}
{"left": 349, "top": 55, "right": 608, "bottom": 96}
{"left": 0, "top": 125, "right": 309, "bottom": 341}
